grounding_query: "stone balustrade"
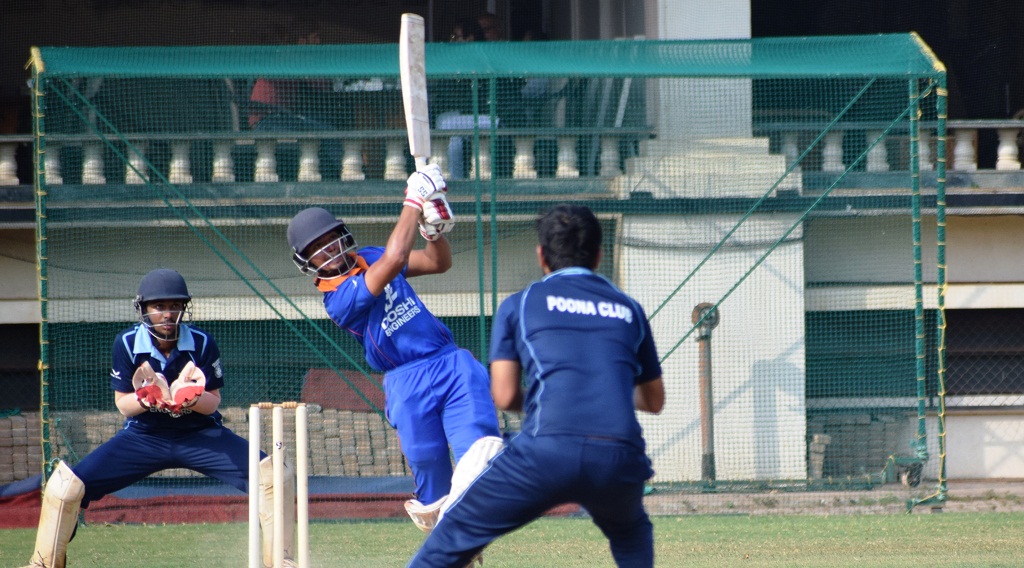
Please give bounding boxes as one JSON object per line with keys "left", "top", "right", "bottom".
{"left": 2, "top": 119, "right": 1022, "bottom": 188}
{"left": 0, "top": 128, "right": 649, "bottom": 186}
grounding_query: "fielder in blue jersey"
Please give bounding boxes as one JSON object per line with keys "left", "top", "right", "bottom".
{"left": 286, "top": 165, "right": 502, "bottom": 534}
{"left": 409, "top": 204, "right": 666, "bottom": 568}
{"left": 18, "top": 268, "right": 298, "bottom": 568}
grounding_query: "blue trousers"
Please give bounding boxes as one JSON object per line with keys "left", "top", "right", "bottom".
{"left": 408, "top": 434, "right": 655, "bottom": 568}
{"left": 385, "top": 345, "right": 500, "bottom": 504}
{"left": 73, "top": 422, "right": 261, "bottom": 508}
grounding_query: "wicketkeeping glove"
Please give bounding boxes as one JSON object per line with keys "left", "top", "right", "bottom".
{"left": 404, "top": 164, "right": 447, "bottom": 211}
{"left": 132, "top": 362, "right": 171, "bottom": 410}
{"left": 170, "top": 361, "right": 206, "bottom": 408}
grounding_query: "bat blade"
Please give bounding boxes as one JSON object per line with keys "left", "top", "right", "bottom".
{"left": 400, "top": 13, "right": 430, "bottom": 170}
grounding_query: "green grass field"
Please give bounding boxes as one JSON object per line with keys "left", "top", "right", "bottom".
{"left": 3, "top": 513, "right": 1024, "bottom": 567}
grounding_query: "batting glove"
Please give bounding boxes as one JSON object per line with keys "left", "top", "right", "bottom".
{"left": 421, "top": 195, "right": 454, "bottom": 226}
{"left": 418, "top": 219, "right": 454, "bottom": 242}
{"left": 404, "top": 164, "right": 447, "bottom": 211}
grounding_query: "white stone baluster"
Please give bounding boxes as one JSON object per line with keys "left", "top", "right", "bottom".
{"left": 297, "top": 140, "right": 322, "bottom": 182}
{"left": 254, "top": 140, "right": 279, "bottom": 182}
{"left": 211, "top": 140, "right": 235, "bottom": 182}
{"left": 865, "top": 130, "right": 889, "bottom": 172}
{"left": 429, "top": 137, "right": 448, "bottom": 178}
{"left": 513, "top": 136, "right": 537, "bottom": 179}
{"left": 917, "top": 129, "right": 933, "bottom": 171}
{"left": 556, "top": 136, "right": 579, "bottom": 178}
{"left": 341, "top": 140, "right": 365, "bottom": 181}
{"left": 81, "top": 142, "right": 106, "bottom": 184}
{"left": 821, "top": 131, "right": 845, "bottom": 172}
{"left": 168, "top": 141, "right": 192, "bottom": 184}
{"left": 476, "top": 136, "right": 492, "bottom": 180}
{"left": 996, "top": 128, "right": 1021, "bottom": 170}
{"left": 45, "top": 144, "right": 62, "bottom": 185}
{"left": 952, "top": 129, "right": 977, "bottom": 171}
{"left": 383, "top": 139, "right": 407, "bottom": 181}
{"left": 0, "top": 143, "right": 18, "bottom": 185}
{"left": 599, "top": 136, "right": 620, "bottom": 177}
{"left": 125, "top": 141, "right": 148, "bottom": 184}
{"left": 782, "top": 133, "right": 801, "bottom": 175}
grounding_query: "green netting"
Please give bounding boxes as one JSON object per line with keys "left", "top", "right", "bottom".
{"left": 29, "top": 33, "right": 948, "bottom": 522}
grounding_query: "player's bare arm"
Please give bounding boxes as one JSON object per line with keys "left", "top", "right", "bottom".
{"left": 188, "top": 388, "right": 222, "bottom": 415}
{"left": 406, "top": 236, "right": 452, "bottom": 277}
{"left": 490, "top": 359, "right": 523, "bottom": 411}
{"left": 634, "top": 377, "right": 665, "bottom": 414}
{"left": 363, "top": 206, "right": 421, "bottom": 296}
{"left": 115, "top": 390, "right": 148, "bottom": 417}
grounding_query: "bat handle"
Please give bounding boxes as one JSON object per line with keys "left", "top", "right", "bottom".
{"left": 414, "top": 157, "right": 428, "bottom": 171}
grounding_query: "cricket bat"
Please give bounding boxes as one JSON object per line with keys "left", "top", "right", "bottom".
{"left": 400, "top": 13, "right": 430, "bottom": 170}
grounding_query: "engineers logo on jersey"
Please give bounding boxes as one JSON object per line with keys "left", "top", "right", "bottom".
{"left": 381, "top": 283, "right": 421, "bottom": 337}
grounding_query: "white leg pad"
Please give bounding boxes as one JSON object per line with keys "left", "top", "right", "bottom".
{"left": 439, "top": 436, "right": 504, "bottom": 522}
{"left": 23, "top": 461, "right": 84, "bottom": 568}
{"left": 404, "top": 496, "right": 446, "bottom": 533}
{"left": 258, "top": 456, "right": 297, "bottom": 568}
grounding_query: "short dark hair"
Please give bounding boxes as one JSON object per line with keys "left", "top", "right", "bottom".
{"left": 536, "top": 204, "right": 602, "bottom": 271}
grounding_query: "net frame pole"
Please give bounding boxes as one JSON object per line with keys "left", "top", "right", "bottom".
{"left": 29, "top": 47, "right": 53, "bottom": 484}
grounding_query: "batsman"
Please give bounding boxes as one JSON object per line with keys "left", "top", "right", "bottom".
{"left": 19, "top": 269, "right": 298, "bottom": 568}
{"left": 286, "top": 165, "right": 502, "bottom": 534}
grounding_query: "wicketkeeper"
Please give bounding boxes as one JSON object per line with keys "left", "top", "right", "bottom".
{"left": 286, "top": 165, "right": 502, "bottom": 536}
{"left": 19, "top": 269, "right": 297, "bottom": 568}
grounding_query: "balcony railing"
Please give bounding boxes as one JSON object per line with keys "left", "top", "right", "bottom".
{"left": 2, "top": 119, "right": 1022, "bottom": 189}
{"left": 0, "top": 127, "right": 651, "bottom": 188}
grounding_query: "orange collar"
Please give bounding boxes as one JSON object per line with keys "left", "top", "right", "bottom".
{"left": 315, "top": 255, "right": 370, "bottom": 292}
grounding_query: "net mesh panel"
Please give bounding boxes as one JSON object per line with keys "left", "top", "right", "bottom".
{"left": 30, "top": 34, "right": 947, "bottom": 521}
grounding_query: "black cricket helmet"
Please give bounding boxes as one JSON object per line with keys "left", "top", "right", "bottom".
{"left": 133, "top": 268, "right": 192, "bottom": 341}
{"left": 288, "top": 207, "right": 358, "bottom": 279}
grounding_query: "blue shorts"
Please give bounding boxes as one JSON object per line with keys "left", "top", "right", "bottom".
{"left": 384, "top": 344, "right": 500, "bottom": 503}
{"left": 409, "top": 433, "right": 654, "bottom": 568}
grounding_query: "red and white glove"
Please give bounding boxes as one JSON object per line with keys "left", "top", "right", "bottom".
{"left": 421, "top": 195, "right": 454, "bottom": 226}
{"left": 132, "top": 362, "right": 171, "bottom": 411}
{"left": 404, "top": 164, "right": 447, "bottom": 211}
{"left": 168, "top": 361, "right": 206, "bottom": 413}
{"left": 418, "top": 196, "right": 455, "bottom": 242}
{"left": 418, "top": 220, "right": 454, "bottom": 242}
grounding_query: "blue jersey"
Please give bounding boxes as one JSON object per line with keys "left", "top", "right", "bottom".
{"left": 321, "top": 246, "right": 455, "bottom": 372}
{"left": 489, "top": 267, "right": 661, "bottom": 448}
{"left": 110, "top": 323, "right": 225, "bottom": 431}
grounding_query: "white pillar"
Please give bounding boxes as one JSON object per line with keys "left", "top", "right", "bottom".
{"left": 865, "top": 130, "right": 890, "bottom": 172}
{"left": 341, "top": 140, "right": 365, "bottom": 181}
{"left": 821, "top": 131, "right": 845, "bottom": 172}
{"left": 556, "top": 137, "right": 579, "bottom": 178}
{"left": 476, "top": 136, "right": 492, "bottom": 180}
{"left": 254, "top": 140, "right": 279, "bottom": 182}
{"left": 917, "top": 128, "right": 933, "bottom": 171}
{"left": 0, "top": 144, "right": 18, "bottom": 185}
{"left": 297, "top": 140, "right": 322, "bottom": 182}
{"left": 513, "top": 136, "right": 537, "bottom": 179}
{"left": 168, "top": 141, "right": 193, "bottom": 184}
{"left": 81, "top": 142, "right": 106, "bottom": 184}
{"left": 429, "top": 137, "right": 449, "bottom": 178}
{"left": 952, "top": 129, "right": 977, "bottom": 171}
{"left": 383, "top": 139, "right": 407, "bottom": 181}
{"left": 995, "top": 128, "right": 1021, "bottom": 170}
{"left": 125, "top": 141, "right": 148, "bottom": 184}
{"left": 45, "top": 144, "right": 62, "bottom": 185}
{"left": 212, "top": 141, "right": 235, "bottom": 183}
{"left": 599, "top": 136, "right": 620, "bottom": 177}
